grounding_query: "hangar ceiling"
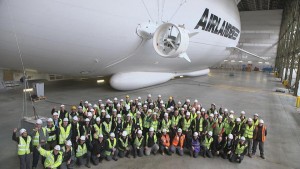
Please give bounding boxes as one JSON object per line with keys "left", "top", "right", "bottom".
{"left": 238, "top": 0, "right": 284, "bottom": 11}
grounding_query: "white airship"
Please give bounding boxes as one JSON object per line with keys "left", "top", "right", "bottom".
{"left": 0, "top": 0, "right": 259, "bottom": 90}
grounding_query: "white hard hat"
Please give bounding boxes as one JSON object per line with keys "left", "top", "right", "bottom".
{"left": 88, "top": 103, "right": 92, "bottom": 107}
{"left": 229, "top": 114, "right": 234, "bottom": 119}
{"left": 66, "top": 140, "right": 72, "bottom": 146}
{"left": 117, "top": 104, "right": 121, "bottom": 107}
{"left": 99, "top": 134, "right": 104, "bottom": 138}
{"left": 47, "top": 118, "right": 53, "bottom": 122}
{"left": 85, "top": 118, "right": 90, "bottom": 122}
{"left": 254, "top": 113, "right": 259, "bottom": 117}
{"left": 120, "top": 99, "right": 124, "bottom": 102}
{"left": 138, "top": 96, "right": 141, "bottom": 99}
{"left": 84, "top": 101, "right": 89, "bottom": 104}
{"left": 240, "top": 136, "right": 246, "bottom": 141}
{"left": 191, "top": 108, "right": 196, "bottom": 111}
{"left": 80, "top": 136, "right": 86, "bottom": 141}
{"left": 201, "top": 108, "right": 205, "bottom": 112}
{"left": 208, "top": 131, "right": 213, "bottom": 136}
{"left": 259, "top": 119, "right": 264, "bottom": 124}
{"left": 122, "top": 131, "right": 127, "bottom": 137}
{"left": 178, "top": 128, "right": 182, "bottom": 132}
{"left": 148, "top": 109, "right": 152, "bottom": 113}
{"left": 193, "top": 132, "right": 199, "bottom": 137}
{"left": 158, "top": 95, "right": 161, "bottom": 98}
{"left": 228, "top": 134, "right": 233, "bottom": 139}
{"left": 36, "top": 119, "right": 43, "bottom": 124}
{"left": 149, "top": 103, "right": 153, "bottom": 106}
{"left": 93, "top": 104, "right": 98, "bottom": 108}
{"left": 184, "top": 105, "right": 187, "bottom": 108}
{"left": 110, "top": 133, "right": 115, "bottom": 137}
{"left": 101, "top": 109, "right": 106, "bottom": 113}
{"left": 162, "top": 129, "right": 167, "bottom": 133}
{"left": 63, "top": 118, "right": 69, "bottom": 122}
{"left": 209, "top": 113, "right": 214, "bottom": 117}
{"left": 98, "top": 99, "right": 102, "bottom": 102}
{"left": 60, "top": 104, "right": 65, "bottom": 107}
{"left": 143, "top": 105, "right": 147, "bottom": 108}
{"left": 106, "top": 114, "right": 111, "bottom": 118}
{"left": 194, "top": 99, "right": 198, "bottom": 103}
{"left": 241, "top": 111, "right": 246, "bottom": 115}
{"left": 167, "top": 108, "right": 171, "bottom": 111}
{"left": 78, "top": 106, "right": 82, "bottom": 109}
{"left": 100, "top": 104, "right": 105, "bottom": 107}
{"left": 186, "top": 112, "right": 190, "bottom": 116}
{"left": 127, "top": 114, "right": 132, "bottom": 117}
{"left": 53, "top": 112, "right": 59, "bottom": 116}
{"left": 113, "top": 109, "right": 117, "bottom": 112}
{"left": 90, "top": 109, "right": 95, "bottom": 112}
{"left": 96, "top": 117, "right": 101, "bottom": 122}
{"left": 54, "top": 145, "right": 61, "bottom": 151}
{"left": 152, "top": 112, "right": 157, "bottom": 115}
{"left": 224, "top": 108, "right": 228, "bottom": 112}
{"left": 137, "top": 103, "right": 142, "bottom": 106}
{"left": 73, "top": 116, "right": 78, "bottom": 121}
{"left": 149, "top": 127, "right": 154, "bottom": 132}
{"left": 137, "top": 111, "right": 141, "bottom": 115}
{"left": 87, "top": 112, "right": 92, "bottom": 117}
{"left": 218, "top": 115, "right": 223, "bottom": 119}
{"left": 138, "top": 130, "right": 143, "bottom": 134}
{"left": 214, "top": 111, "right": 218, "bottom": 115}
{"left": 114, "top": 97, "right": 118, "bottom": 101}
{"left": 236, "top": 118, "right": 241, "bottom": 122}
{"left": 148, "top": 94, "right": 152, "bottom": 97}
{"left": 160, "top": 100, "right": 164, "bottom": 104}
{"left": 186, "top": 99, "right": 190, "bottom": 102}
{"left": 178, "top": 101, "right": 181, "bottom": 104}
{"left": 248, "top": 118, "right": 253, "bottom": 122}
{"left": 196, "top": 111, "right": 201, "bottom": 114}
{"left": 162, "top": 104, "right": 165, "bottom": 107}
{"left": 164, "top": 113, "right": 168, "bottom": 117}
{"left": 19, "top": 128, "right": 26, "bottom": 134}
{"left": 117, "top": 114, "right": 122, "bottom": 118}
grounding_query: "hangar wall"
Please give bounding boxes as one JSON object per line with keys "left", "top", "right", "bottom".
{"left": 238, "top": 10, "right": 282, "bottom": 67}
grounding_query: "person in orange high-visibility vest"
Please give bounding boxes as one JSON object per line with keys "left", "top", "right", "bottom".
{"left": 252, "top": 119, "right": 267, "bottom": 159}
{"left": 160, "top": 129, "right": 171, "bottom": 155}
{"left": 170, "top": 128, "right": 185, "bottom": 156}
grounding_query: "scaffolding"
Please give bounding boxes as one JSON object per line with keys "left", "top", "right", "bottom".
{"left": 275, "top": 0, "right": 300, "bottom": 96}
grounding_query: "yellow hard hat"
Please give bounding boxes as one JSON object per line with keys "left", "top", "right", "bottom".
{"left": 71, "top": 106, "right": 76, "bottom": 110}
{"left": 126, "top": 95, "right": 129, "bottom": 98}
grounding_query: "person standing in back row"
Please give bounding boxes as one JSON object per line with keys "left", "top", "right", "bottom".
{"left": 252, "top": 119, "right": 267, "bottom": 159}
{"left": 13, "top": 128, "right": 32, "bottom": 169}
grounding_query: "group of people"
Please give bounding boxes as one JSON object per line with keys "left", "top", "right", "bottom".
{"left": 13, "top": 94, "right": 267, "bottom": 169}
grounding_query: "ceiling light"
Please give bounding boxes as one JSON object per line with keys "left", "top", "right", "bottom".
{"left": 97, "top": 79, "right": 105, "bottom": 83}
{"left": 23, "top": 88, "right": 33, "bottom": 92}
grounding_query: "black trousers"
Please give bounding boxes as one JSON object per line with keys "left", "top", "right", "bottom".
{"left": 252, "top": 140, "right": 264, "bottom": 156}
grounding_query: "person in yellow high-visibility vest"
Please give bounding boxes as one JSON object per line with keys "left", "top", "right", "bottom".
{"left": 75, "top": 136, "right": 91, "bottom": 168}
{"left": 13, "top": 128, "right": 32, "bottom": 169}
{"left": 244, "top": 118, "right": 255, "bottom": 158}
{"left": 58, "top": 118, "right": 71, "bottom": 147}
{"left": 117, "top": 131, "right": 132, "bottom": 158}
{"left": 104, "top": 133, "right": 119, "bottom": 161}
{"left": 31, "top": 119, "right": 48, "bottom": 169}
{"left": 37, "top": 144, "right": 63, "bottom": 169}
{"left": 133, "top": 130, "right": 144, "bottom": 158}
{"left": 229, "top": 136, "right": 248, "bottom": 163}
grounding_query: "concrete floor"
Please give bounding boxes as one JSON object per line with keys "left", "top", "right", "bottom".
{"left": 1, "top": 70, "right": 300, "bottom": 169}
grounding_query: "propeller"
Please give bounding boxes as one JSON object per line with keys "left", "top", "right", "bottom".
{"left": 153, "top": 23, "right": 195, "bottom": 62}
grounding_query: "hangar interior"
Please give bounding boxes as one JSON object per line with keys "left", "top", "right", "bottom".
{"left": 0, "top": 1, "right": 300, "bottom": 169}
